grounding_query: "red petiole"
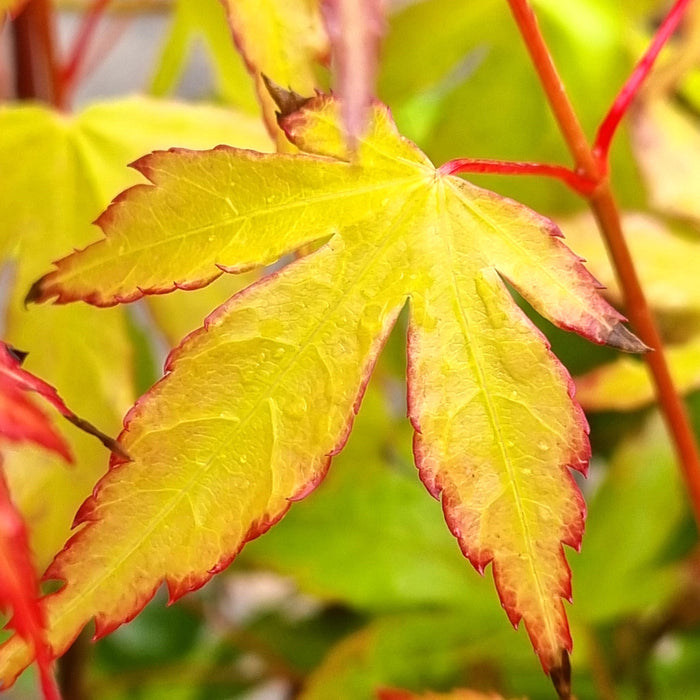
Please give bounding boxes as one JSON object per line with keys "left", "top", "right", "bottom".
{"left": 442, "top": 0, "right": 692, "bottom": 190}
{"left": 438, "top": 158, "right": 597, "bottom": 195}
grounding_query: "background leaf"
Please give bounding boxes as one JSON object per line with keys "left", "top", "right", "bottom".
{"left": 0, "top": 97, "right": 270, "bottom": 573}
{"left": 220, "top": 0, "right": 328, "bottom": 145}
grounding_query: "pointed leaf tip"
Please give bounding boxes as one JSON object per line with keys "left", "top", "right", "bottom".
{"left": 5, "top": 346, "right": 28, "bottom": 365}
{"left": 261, "top": 74, "right": 313, "bottom": 119}
{"left": 550, "top": 648, "right": 572, "bottom": 700}
{"left": 24, "top": 276, "right": 46, "bottom": 306}
{"left": 606, "top": 322, "right": 650, "bottom": 353}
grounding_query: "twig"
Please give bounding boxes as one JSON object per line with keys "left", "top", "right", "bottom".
{"left": 59, "top": 0, "right": 112, "bottom": 105}
{"left": 505, "top": 0, "right": 700, "bottom": 538}
{"left": 593, "top": 0, "right": 694, "bottom": 170}
{"left": 10, "top": 0, "right": 64, "bottom": 107}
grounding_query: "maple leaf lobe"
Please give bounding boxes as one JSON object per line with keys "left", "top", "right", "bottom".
{"left": 605, "top": 322, "right": 650, "bottom": 353}
{"left": 262, "top": 74, "right": 313, "bottom": 119}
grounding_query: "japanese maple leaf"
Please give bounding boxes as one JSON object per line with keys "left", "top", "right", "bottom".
{"left": 4, "top": 93, "right": 643, "bottom": 686}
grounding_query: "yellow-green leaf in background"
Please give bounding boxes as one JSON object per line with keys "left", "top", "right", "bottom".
{"left": 299, "top": 611, "right": 538, "bottom": 700}
{"left": 7, "top": 94, "right": 644, "bottom": 683}
{"left": 560, "top": 212, "right": 700, "bottom": 324}
{"left": 380, "top": 0, "right": 643, "bottom": 214}
{"left": 220, "top": 0, "right": 328, "bottom": 145}
{"left": 632, "top": 98, "right": 700, "bottom": 228}
{"left": 561, "top": 211, "right": 700, "bottom": 411}
{"left": 571, "top": 413, "right": 686, "bottom": 623}
{"left": 150, "top": 0, "right": 258, "bottom": 112}
{"left": 0, "top": 96, "right": 270, "bottom": 573}
{"left": 575, "top": 335, "right": 700, "bottom": 411}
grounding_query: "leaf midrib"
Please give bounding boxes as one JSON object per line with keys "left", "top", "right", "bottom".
{"left": 436, "top": 180, "right": 556, "bottom": 644}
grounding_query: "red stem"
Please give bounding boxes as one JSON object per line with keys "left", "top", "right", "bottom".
{"left": 438, "top": 158, "right": 596, "bottom": 195}
{"left": 506, "top": 0, "right": 700, "bottom": 531}
{"left": 593, "top": 0, "right": 693, "bottom": 170}
{"left": 58, "top": 0, "right": 111, "bottom": 105}
{"left": 10, "top": 0, "right": 64, "bottom": 108}
{"left": 505, "top": 0, "right": 601, "bottom": 181}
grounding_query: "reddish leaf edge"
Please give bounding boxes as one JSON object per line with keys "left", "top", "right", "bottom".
{"left": 29, "top": 258, "right": 402, "bottom": 662}
{"left": 406, "top": 291, "right": 587, "bottom": 682}
{"left": 23, "top": 144, "right": 343, "bottom": 309}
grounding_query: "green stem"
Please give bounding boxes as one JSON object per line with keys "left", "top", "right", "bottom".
{"left": 505, "top": 1, "right": 700, "bottom": 526}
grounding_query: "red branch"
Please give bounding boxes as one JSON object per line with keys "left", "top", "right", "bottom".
{"left": 438, "top": 158, "right": 597, "bottom": 195}
{"left": 505, "top": 0, "right": 700, "bottom": 537}
{"left": 593, "top": 0, "right": 693, "bottom": 170}
{"left": 11, "top": 0, "right": 62, "bottom": 107}
{"left": 58, "top": 0, "right": 111, "bottom": 104}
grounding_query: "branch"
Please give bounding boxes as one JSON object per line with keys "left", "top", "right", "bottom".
{"left": 593, "top": 0, "right": 693, "bottom": 170}
{"left": 505, "top": 1, "right": 700, "bottom": 538}
{"left": 58, "top": 0, "right": 112, "bottom": 105}
{"left": 10, "top": 0, "right": 64, "bottom": 108}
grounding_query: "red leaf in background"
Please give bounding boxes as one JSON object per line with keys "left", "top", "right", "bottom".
{"left": 321, "top": 0, "right": 386, "bottom": 146}
{"left": 0, "top": 470, "right": 60, "bottom": 699}
{"left": 0, "top": 343, "right": 72, "bottom": 461}
{"left": 0, "top": 341, "right": 128, "bottom": 460}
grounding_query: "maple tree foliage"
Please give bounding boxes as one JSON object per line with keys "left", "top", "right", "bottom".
{"left": 0, "top": 341, "right": 126, "bottom": 462}
{"left": 0, "top": 470, "right": 59, "bottom": 700}
{"left": 0, "top": 342, "right": 73, "bottom": 700}
{"left": 2, "top": 0, "right": 700, "bottom": 698}
{"left": 0, "top": 338, "right": 137, "bottom": 699}
{"left": 7, "top": 88, "right": 644, "bottom": 686}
